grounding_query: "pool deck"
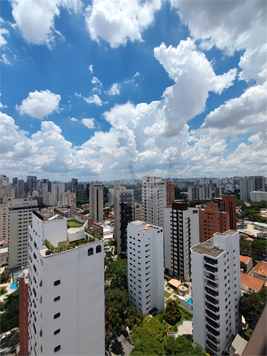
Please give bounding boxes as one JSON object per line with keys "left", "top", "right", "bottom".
{"left": 176, "top": 321, "right": 193, "bottom": 337}
{"left": 0, "top": 282, "right": 18, "bottom": 303}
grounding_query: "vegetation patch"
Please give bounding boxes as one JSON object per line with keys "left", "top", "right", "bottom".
{"left": 164, "top": 291, "right": 171, "bottom": 298}
{"left": 67, "top": 220, "right": 84, "bottom": 228}
{"left": 0, "top": 286, "right": 7, "bottom": 295}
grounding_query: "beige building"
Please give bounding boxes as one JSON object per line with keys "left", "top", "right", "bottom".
{"left": 8, "top": 198, "right": 37, "bottom": 270}
{"left": 0, "top": 194, "right": 10, "bottom": 242}
{"left": 134, "top": 202, "right": 143, "bottom": 221}
{"left": 89, "top": 184, "right": 103, "bottom": 222}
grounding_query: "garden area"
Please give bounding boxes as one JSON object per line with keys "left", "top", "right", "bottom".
{"left": 67, "top": 220, "right": 84, "bottom": 228}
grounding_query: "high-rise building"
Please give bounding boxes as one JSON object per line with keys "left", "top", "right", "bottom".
{"left": 250, "top": 191, "right": 267, "bottom": 202}
{"left": 134, "top": 202, "right": 143, "bottom": 221}
{"left": 164, "top": 201, "right": 199, "bottom": 280}
{"left": 12, "top": 177, "right": 18, "bottom": 186}
{"left": 28, "top": 209, "right": 105, "bottom": 356}
{"left": 51, "top": 183, "right": 65, "bottom": 206}
{"left": 142, "top": 176, "right": 166, "bottom": 228}
{"left": 114, "top": 181, "right": 134, "bottom": 256}
{"left": 240, "top": 176, "right": 265, "bottom": 201}
{"left": 19, "top": 272, "right": 29, "bottom": 356}
{"left": 89, "top": 184, "right": 103, "bottom": 222}
{"left": 27, "top": 176, "right": 37, "bottom": 195}
{"left": 127, "top": 221, "right": 164, "bottom": 315}
{"left": 191, "top": 230, "right": 241, "bottom": 355}
{"left": 8, "top": 198, "right": 38, "bottom": 270}
{"left": 17, "top": 179, "right": 25, "bottom": 198}
{"left": 222, "top": 195, "right": 237, "bottom": 230}
{"left": 0, "top": 184, "right": 15, "bottom": 199}
{"left": 0, "top": 175, "right": 9, "bottom": 185}
{"left": 199, "top": 203, "right": 230, "bottom": 243}
{"left": 188, "top": 185, "right": 211, "bottom": 201}
{"left": 166, "top": 182, "right": 175, "bottom": 206}
{"left": 108, "top": 188, "right": 114, "bottom": 205}
{"left": 0, "top": 194, "right": 10, "bottom": 241}
{"left": 71, "top": 178, "right": 78, "bottom": 191}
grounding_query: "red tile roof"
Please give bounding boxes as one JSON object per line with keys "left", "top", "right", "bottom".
{"left": 253, "top": 262, "right": 267, "bottom": 277}
{"left": 240, "top": 255, "right": 251, "bottom": 264}
{"left": 241, "top": 273, "right": 264, "bottom": 292}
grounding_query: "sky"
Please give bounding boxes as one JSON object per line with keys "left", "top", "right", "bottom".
{"left": 0, "top": 0, "right": 266, "bottom": 182}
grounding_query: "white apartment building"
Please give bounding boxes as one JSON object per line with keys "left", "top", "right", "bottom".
{"left": 108, "top": 188, "right": 114, "bottom": 205}
{"left": 8, "top": 198, "right": 38, "bottom": 270}
{"left": 28, "top": 209, "right": 105, "bottom": 356}
{"left": 164, "top": 201, "right": 199, "bottom": 281}
{"left": 114, "top": 182, "right": 134, "bottom": 256}
{"left": 0, "top": 194, "right": 10, "bottom": 242}
{"left": 191, "top": 230, "right": 241, "bottom": 355}
{"left": 51, "top": 183, "right": 65, "bottom": 207}
{"left": 134, "top": 202, "right": 143, "bottom": 221}
{"left": 240, "top": 176, "right": 265, "bottom": 201}
{"left": 188, "top": 185, "right": 211, "bottom": 201}
{"left": 127, "top": 221, "right": 164, "bottom": 315}
{"left": 0, "top": 185, "right": 16, "bottom": 199}
{"left": 89, "top": 184, "right": 103, "bottom": 222}
{"left": 142, "top": 176, "right": 166, "bottom": 228}
{"left": 250, "top": 191, "right": 267, "bottom": 202}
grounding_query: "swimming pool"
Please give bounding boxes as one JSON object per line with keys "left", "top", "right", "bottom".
{"left": 187, "top": 298, "right": 192, "bottom": 305}
{"left": 10, "top": 283, "right": 18, "bottom": 291}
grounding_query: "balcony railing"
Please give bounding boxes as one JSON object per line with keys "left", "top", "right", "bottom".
{"left": 204, "top": 264, "right": 218, "bottom": 273}
{"left": 205, "top": 286, "right": 219, "bottom": 297}
{"left": 206, "top": 302, "right": 220, "bottom": 313}
{"left": 206, "top": 310, "right": 220, "bottom": 321}
{"left": 206, "top": 316, "right": 220, "bottom": 329}
{"left": 206, "top": 295, "right": 219, "bottom": 305}
{"left": 206, "top": 325, "right": 220, "bottom": 337}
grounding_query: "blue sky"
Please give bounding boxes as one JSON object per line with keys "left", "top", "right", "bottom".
{"left": 1, "top": 0, "right": 266, "bottom": 181}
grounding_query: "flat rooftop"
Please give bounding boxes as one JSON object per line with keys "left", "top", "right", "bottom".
{"left": 33, "top": 209, "right": 65, "bottom": 222}
{"left": 191, "top": 238, "right": 224, "bottom": 258}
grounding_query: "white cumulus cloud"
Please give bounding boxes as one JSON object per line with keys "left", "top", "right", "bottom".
{"left": 82, "top": 118, "right": 95, "bottom": 129}
{"left": 16, "top": 90, "right": 61, "bottom": 119}
{"left": 70, "top": 117, "right": 78, "bottom": 122}
{"left": 85, "top": 0, "right": 162, "bottom": 48}
{"left": 107, "top": 83, "right": 120, "bottom": 96}
{"left": 0, "top": 28, "right": 9, "bottom": 46}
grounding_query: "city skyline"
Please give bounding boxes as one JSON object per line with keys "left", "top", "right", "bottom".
{"left": 1, "top": 1, "right": 266, "bottom": 181}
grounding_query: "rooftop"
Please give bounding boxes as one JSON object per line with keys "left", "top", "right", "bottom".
{"left": 240, "top": 255, "right": 251, "bottom": 264}
{"left": 191, "top": 237, "right": 224, "bottom": 258}
{"left": 33, "top": 209, "right": 65, "bottom": 222}
{"left": 241, "top": 273, "right": 264, "bottom": 292}
{"left": 253, "top": 261, "right": 267, "bottom": 277}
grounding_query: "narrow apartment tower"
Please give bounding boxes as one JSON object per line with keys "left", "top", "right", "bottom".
{"left": 114, "top": 181, "right": 134, "bottom": 256}
{"left": 222, "top": 195, "right": 237, "bottom": 230}
{"left": 28, "top": 209, "right": 105, "bottom": 356}
{"left": 19, "top": 272, "right": 29, "bottom": 356}
{"left": 89, "top": 183, "right": 103, "bottom": 222}
{"left": 127, "top": 221, "right": 164, "bottom": 315}
{"left": 142, "top": 176, "right": 166, "bottom": 228}
{"left": 8, "top": 198, "right": 37, "bottom": 270}
{"left": 199, "top": 203, "right": 230, "bottom": 243}
{"left": 166, "top": 182, "right": 175, "bottom": 206}
{"left": 164, "top": 201, "right": 199, "bottom": 281}
{"left": 191, "top": 230, "right": 241, "bottom": 355}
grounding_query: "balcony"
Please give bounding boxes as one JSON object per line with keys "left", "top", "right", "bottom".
{"left": 204, "top": 256, "right": 218, "bottom": 266}
{"left": 206, "top": 280, "right": 219, "bottom": 290}
{"left": 206, "top": 310, "right": 220, "bottom": 321}
{"left": 206, "top": 325, "right": 220, "bottom": 337}
{"left": 205, "top": 272, "right": 218, "bottom": 281}
{"left": 206, "top": 302, "right": 220, "bottom": 313}
{"left": 206, "top": 295, "right": 219, "bottom": 305}
{"left": 207, "top": 333, "right": 220, "bottom": 346}
{"left": 204, "top": 264, "right": 218, "bottom": 273}
{"left": 205, "top": 287, "right": 219, "bottom": 297}
{"left": 206, "top": 316, "right": 220, "bottom": 329}
{"left": 206, "top": 341, "right": 220, "bottom": 354}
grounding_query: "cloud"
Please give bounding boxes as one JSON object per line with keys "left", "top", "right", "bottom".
{"left": 1, "top": 54, "right": 11, "bottom": 65}
{"left": 0, "top": 27, "right": 9, "bottom": 46}
{"left": 70, "top": 117, "right": 78, "bottom": 122}
{"left": 107, "top": 83, "right": 120, "bottom": 96}
{"left": 82, "top": 118, "right": 95, "bottom": 129}
{"left": 16, "top": 90, "right": 61, "bottom": 119}
{"left": 85, "top": 0, "right": 162, "bottom": 48}
{"left": 91, "top": 76, "right": 102, "bottom": 86}
{"left": 10, "top": 0, "right": 83, "bottom": 47}
{"left": 75, "top": 92, "right": 103, "bottom": 106}
{"left": 88, "top": 64, "right": 93, "bottom": 73}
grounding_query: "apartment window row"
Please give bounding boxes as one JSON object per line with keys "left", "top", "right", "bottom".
{"left": 88, "top": 245, "right": 102, "bottom": 256}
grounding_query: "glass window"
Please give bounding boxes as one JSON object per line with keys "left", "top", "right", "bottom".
{"left": 54, "top": 345, "right": 61, "bottom": 353}
{"left": 54, "top": 280, "right": 60, "bottom": 286}
{"left": 88, "top": 248, "right": 93, "bottom": 256}
{"left": 96, "top": 245, "right": 101, "bottom": 253}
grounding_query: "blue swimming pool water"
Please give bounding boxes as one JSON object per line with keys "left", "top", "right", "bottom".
{"left": 187, "top": 298, "right": 192, "bottom": 305}
{"left": 10, "top": 283, "right": 17, "bottom": 290}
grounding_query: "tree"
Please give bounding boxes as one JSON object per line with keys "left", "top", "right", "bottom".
{"left": 165, "top": 335, "right": 207, "bottom": 355}
{"left": 1, "top": 290, "right": 19, "bottom": 332}
{"left": 105, "top": 259, "right": 127, "bottom": 291}
{"left": 241, "top": 287, "right": 267, "bottom": 330}
{"left": 105, "top": 288, "right": 129, "bottom": 336}
{"left": 0, "top": 268, "right": 11, "bottom": 283}
{"left": 241, "top": 261, "right": 247, "bottom": 273}
{"left": 166, "top": 299, "right": 181, "bottom": 326}
{"left": 9, "top": 332, "right": 19, "bottom": 348}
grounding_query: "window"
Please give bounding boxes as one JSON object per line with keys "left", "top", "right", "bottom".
{"left": 96, "top": 245, "right": 101, "bottom": 253}
{"left": 54, "top": 280, "right": 60, "bottom": 286}
{"left": 54, "top": 345, "right": 61, "bottom": 353}
{"left": 88, "top": 248, "right": 93, "bottom": 256}
{"left": 54, "top": 329, "right": 60, "bottom": 335}
{"left": 54, "top": 313, "right": 60, "bottom": 319}
{"left": 54, "top": 296, "right": 60, "bottom": 302}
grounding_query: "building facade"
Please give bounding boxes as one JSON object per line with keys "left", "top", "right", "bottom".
{"left": 19, "top": 272, "right": 29, "bottom": 356}
{"left": 250, "top": 191, "right": 267, "bottom": 202}
{"left": 142, "top": 176, "right": 166, "bottom": 228}
{"left": 28, "top": 209, "right": 105, "bottom": 356}
{"left": 222, "top": 195, "right": 237, "bottom": 230}
{"left": 51, "top": 183, "right": 65, "bottom": 207}
{"left": 199, "top": 203, "right": 230, "bottom": 243}
{"left": 166, "top": 182, "right": 175, "bottom": 206}
{"left": 191, "top": 230, "right": 241, "bottom": 355}
{"left": 134, "top": 202, "right": 143, "bottom": 221}
{"left": 0, "top": 194, "right": 10, "bottom": 242}
{"left": 127, "top": 221, "right": 164, "bottom": 315}
{"left": 89, "top": 184, "right": 103, "bottom": 222}
{"left": 164, "top": 201, "right": 199, "bottom": 281}
{"left": 240, "top": 176, "right": 265, "bottom": 201}
{"left": 114, "top": 182, "right": 134, "bottom": 256}
{"left": 8, "top": 198, "right": 37, "bottom": 270}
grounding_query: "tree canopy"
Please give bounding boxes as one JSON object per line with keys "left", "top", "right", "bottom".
{"left": 1, "top": 290, "right": 19, "bottom": 332}
{"left": 105, "top": 258, "right": 128, "bottom": 291}
{"left": 165, "top": 335, "right": 208, "bottom": 356}
{"left": 166, "top": 299, "right": 181, "bottom": 326}
{"left": 241, "top": 287, "right": 267, "bottom": 330}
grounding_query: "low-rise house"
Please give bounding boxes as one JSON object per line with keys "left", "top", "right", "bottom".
{"left": 252, "top": 261, "right": 267, "bottom": 281}
{"left": 230, "top": 334, "right": 248, "bottom": 356}
{"left": 240, "top": 255, "right": 253, "bottom": 272}
{"left": 241, "top": 273, "right": 264, "bottom": 293}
